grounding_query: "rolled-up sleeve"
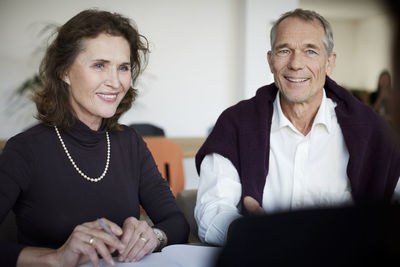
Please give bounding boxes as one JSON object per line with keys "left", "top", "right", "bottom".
{"left": 195, "top": 153, "right": 242, "bottom": 246}
{"left": 0, "top": 138, "right": 31, "bottom": 266}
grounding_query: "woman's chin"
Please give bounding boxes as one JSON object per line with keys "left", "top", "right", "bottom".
{"left": 99, "top": 106, "right": 119, "bottom": 118}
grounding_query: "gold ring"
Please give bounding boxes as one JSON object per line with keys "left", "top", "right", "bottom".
{"left": 88, "top": 236, "right": 95, "bottom": 246}
{"left": 139, "top": 236, "right": 148, "bottom": 242}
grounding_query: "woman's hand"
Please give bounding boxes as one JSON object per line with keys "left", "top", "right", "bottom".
{"left": 117, "top": 217, "right": 159, "bottom": 262}
{"left": 55, "top": 218, "right": 125, "bottom": 267}
{"left": 17, "top": 218, "right": 125, "bottom": 267}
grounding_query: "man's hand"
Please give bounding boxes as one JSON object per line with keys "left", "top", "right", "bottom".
{"left": 243, "top": 196, "right": 265, "bottom": 215}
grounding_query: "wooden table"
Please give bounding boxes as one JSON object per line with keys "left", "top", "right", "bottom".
{"left": 0, "top": 140, "right": 7, "bottom": 151}
{"left": 168, "top": 137, "right": 206, "bottom": 158}
{"left": 0, "top": 137, "right": 206, "bottom": 158}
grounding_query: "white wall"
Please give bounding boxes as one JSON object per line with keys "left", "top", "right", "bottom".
{"left": 119, "top": 0, "right": 244, "bottom": 137}
{"left": 328, "top": 19, "right": 359, "bottom": 89}
{"left": 329, "top": 15, "right": 393, "bottom": 91}
{"left": 353, "top": 15, "right": 393, "bottom": 91}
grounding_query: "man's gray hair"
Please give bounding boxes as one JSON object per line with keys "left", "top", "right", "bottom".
{"left": 270, "top": 9, "right": 334, "bottom": 57}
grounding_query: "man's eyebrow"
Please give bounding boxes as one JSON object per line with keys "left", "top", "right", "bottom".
{"left": 274, "top": 43, "right": 321, "bottom": 50}
{"left": 305, "top": 43, "right": 320, "bottom": 50}
{"left": 274, "top": 43, "right": 289, "bottom": 50}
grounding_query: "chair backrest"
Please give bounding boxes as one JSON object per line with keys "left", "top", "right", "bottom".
{"left": 130, "top": 123, "right": 165, "bottom": 137}
{"left": 0, "top": 139, "right": 7, "bottom": 154}
{"left": 176, "top": 189, "right": 199, "bottom": 243}
{"left": 143, "top": 137, "right": 184, "bottom": 197}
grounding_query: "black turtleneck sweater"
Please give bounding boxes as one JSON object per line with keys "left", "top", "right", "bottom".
{"left": 0, "top": 121, "right": 189, "bottom": 266}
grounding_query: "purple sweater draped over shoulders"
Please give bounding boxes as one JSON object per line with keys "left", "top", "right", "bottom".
{"left": 196, "top": 76, "right": 400, "bottom": 205}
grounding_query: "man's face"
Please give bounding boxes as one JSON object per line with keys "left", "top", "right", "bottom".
{"left": 267, "top": 17, "right": 336, "bottom": 105}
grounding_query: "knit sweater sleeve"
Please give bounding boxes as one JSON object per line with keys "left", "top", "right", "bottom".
{"left": 135, "top": 135, "right": 189, "bottom": 245}
{"left": 195, "top": 107, "right": 239, "bottom": 176}
{"left": 0, "top": 137, "right": 31, "bottom": 266}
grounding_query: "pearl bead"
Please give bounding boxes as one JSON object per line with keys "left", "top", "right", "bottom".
{"left": 54, "top": 126, "right": 110, "bottom": 182}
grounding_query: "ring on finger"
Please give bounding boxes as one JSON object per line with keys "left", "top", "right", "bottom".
{"left": 139, "top": 235, "right": 148, "bottom": 243}
{"left": 88, "top": 236, "right": 95, "bottom": 246}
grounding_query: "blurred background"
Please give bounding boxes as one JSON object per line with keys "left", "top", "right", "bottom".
{"left": 0, "top": 0, "right": 392, "bottom": 139}
{"left": 0, "top": 0, "right": 392, "bottom": 188}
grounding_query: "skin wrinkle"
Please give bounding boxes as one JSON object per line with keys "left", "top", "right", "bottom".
{"left": 63, "top": 34, "right": 132, "bottom": 131}
{"left": 267, "top": 17, "right": 336, "bottom": 136}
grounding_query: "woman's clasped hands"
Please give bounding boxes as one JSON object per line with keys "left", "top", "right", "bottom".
{"left": 118, "top": 217, "right": 160, "bottom": 263}
{"left": 56, "top": 217, "right": 159, "bottom": 267}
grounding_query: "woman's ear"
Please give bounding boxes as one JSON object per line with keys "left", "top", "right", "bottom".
{"left": 62, "top": 72, "right": 71, "bottom": 85}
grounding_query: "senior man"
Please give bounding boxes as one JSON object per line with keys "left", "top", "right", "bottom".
{"left": 195, "top": 8, "right": 400, "bottom": 246}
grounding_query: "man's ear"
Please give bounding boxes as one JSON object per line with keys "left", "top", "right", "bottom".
{"left": 267, "top": 51, "right": 274, "bottom": 73}
{"left": 326, "top": 52, "right": 336, "bottom": 76}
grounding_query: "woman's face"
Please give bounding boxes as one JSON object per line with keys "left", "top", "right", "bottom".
{"left": 63, "top": 33, "right": 132, "bottom": 130}
{"left": 379, "top": 73, "right": 391, "bottom": 90}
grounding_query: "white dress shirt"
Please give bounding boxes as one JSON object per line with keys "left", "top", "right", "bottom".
{"left": 195, "top": 90, "right": 400, "bottom": 246}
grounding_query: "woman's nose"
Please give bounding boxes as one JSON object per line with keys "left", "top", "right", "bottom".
{"left": 105, "top": 69, "right": 120, "bottom": 89}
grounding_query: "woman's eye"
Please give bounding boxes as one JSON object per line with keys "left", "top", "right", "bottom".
{"left": 120, "top": 65, "right": 130, "bottom": 71}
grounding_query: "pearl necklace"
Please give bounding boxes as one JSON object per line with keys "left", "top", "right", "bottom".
{"left": 54, "top": 126, "right": 110, "bottom": 182}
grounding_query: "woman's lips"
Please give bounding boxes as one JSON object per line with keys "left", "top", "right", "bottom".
{"left": 97, "top": 93, "right": 118, "bottom": 102}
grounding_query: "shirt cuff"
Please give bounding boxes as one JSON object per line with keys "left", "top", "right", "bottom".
{"left": 204, "top": 211, "right": 242, "bottom": 246}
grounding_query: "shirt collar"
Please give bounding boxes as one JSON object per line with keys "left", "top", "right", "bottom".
{"left": 313, "top": 89, "right": 333, "bottom": 133}
{"left": 271, "top": 89, "right": 334, "bottom": 134}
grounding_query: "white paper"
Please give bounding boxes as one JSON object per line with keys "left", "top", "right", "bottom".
{"left": 162, "top": 244, "right": 221, "bottom": 267}
{"left": 79, "top": 244, "right": 221, "bottom": 267}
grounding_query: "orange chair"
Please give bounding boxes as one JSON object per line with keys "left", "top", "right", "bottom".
{"left": 143, "top": 137, "right": 185, "bottom": 197}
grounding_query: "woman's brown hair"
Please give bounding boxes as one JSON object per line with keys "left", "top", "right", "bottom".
{"left": 34, "top": 9, "right": 149, "bottom": 130}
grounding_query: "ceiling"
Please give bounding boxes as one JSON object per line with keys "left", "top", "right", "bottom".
{"left": 299, "top": 0, "right": 388, "bottom": 20}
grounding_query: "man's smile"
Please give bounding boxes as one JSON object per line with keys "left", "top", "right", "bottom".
{"left": 284, "top": 76, "right": 310, "bottom": 83}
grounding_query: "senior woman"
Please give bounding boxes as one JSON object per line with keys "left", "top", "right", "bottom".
{"left": 0, "top": 9, "right": 189, "bottom": 267}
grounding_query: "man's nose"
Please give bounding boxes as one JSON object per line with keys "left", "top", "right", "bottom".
{"left": 287, "top": 51, "right": 304, "bottom": 71}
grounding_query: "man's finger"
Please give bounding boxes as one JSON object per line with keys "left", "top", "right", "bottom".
{"left": 244, "top": 196, "right": 265, "bottom": 215}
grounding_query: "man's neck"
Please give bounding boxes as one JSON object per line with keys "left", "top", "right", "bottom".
{"left": 280, "top": 91, "right": 323, "bottom": 136}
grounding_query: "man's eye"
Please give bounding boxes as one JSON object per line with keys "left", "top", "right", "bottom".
{"left": 278, "top": 49, "right": 289, "bottom": 54}
{"left": 94, "top": 63, "right": 104, "bottom": 69}
{"left": 306, "top": 50, "right": 317, "bottom": 55}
